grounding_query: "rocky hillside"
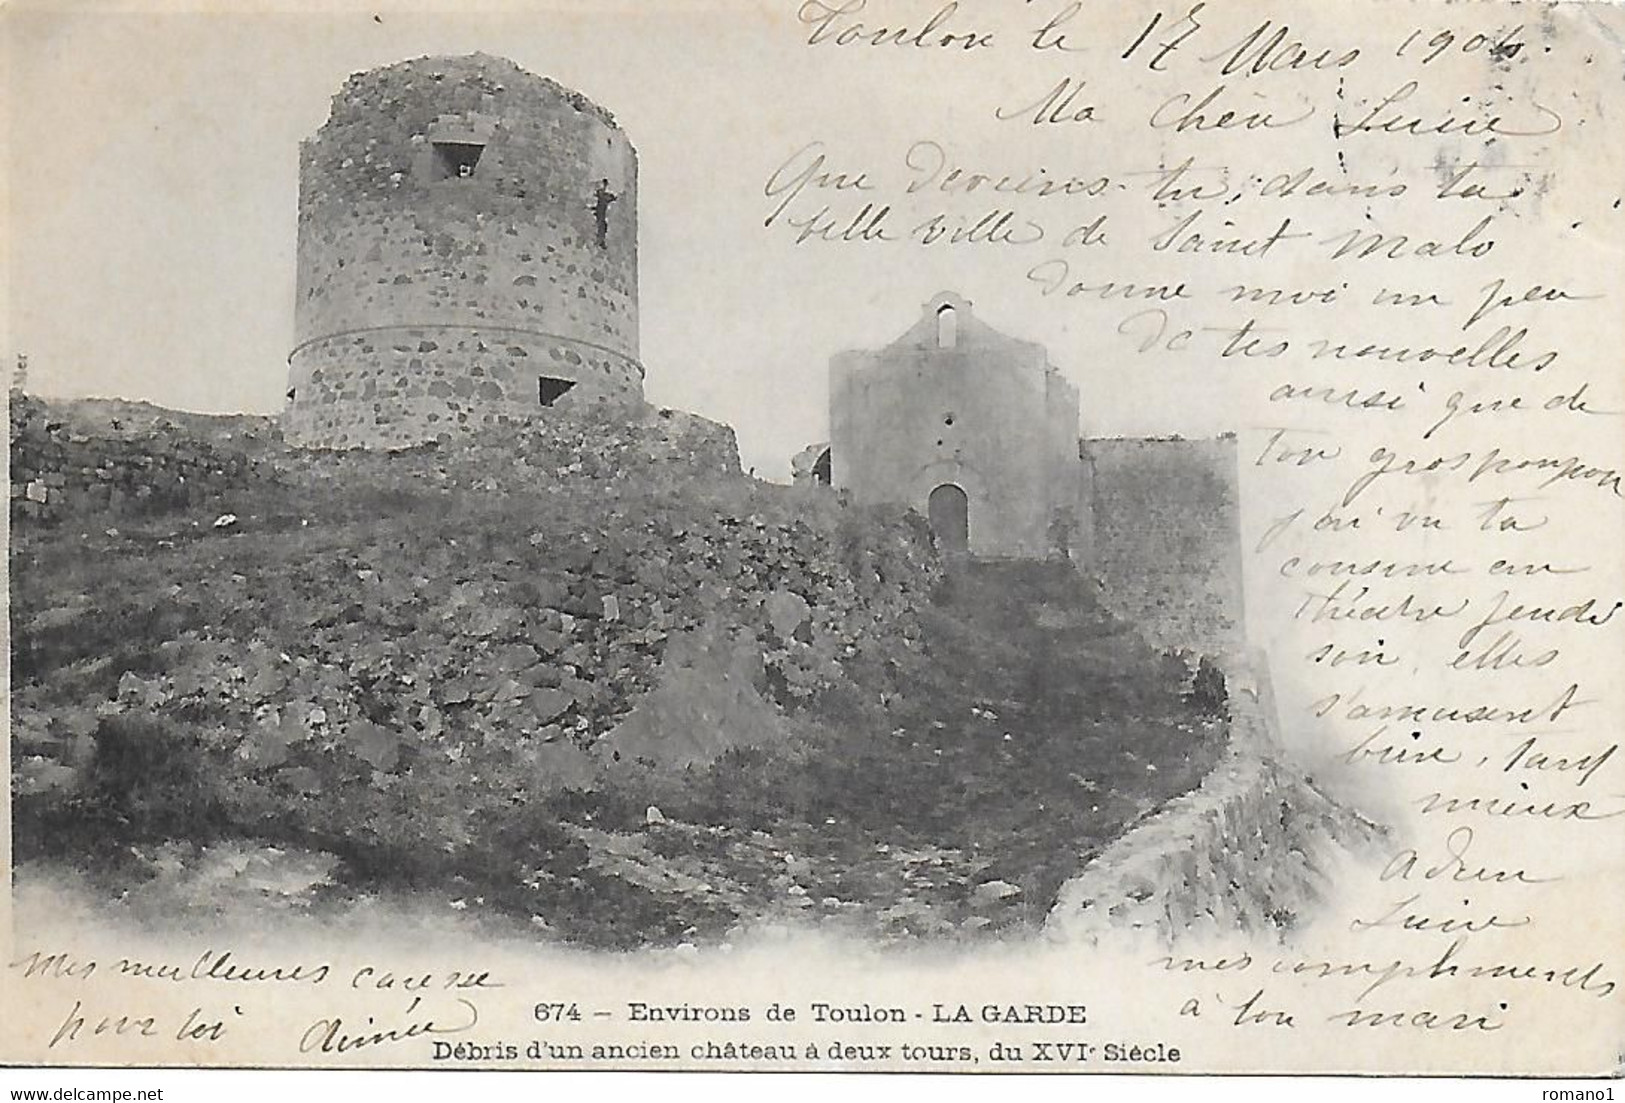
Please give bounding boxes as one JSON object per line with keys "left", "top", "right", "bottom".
{"left": 11, "top": 395, "right": 1233, "bottom": 947}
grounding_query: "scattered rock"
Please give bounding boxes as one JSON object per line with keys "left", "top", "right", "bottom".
{"left": 973, "top": 879, "right": 1022, "bottom": 903}
{"left": 765, "top": 588, "right": 810, "bottom": 639}
{"left": 526, "top": 687, "right": 574, "bottom": 724}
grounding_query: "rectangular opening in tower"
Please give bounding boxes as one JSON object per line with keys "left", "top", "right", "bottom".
{"left": 538, "top": 377, "right": 576, "bottom": 407}
{"left": 433, "top": 141, "right": 485, "bottom": 179}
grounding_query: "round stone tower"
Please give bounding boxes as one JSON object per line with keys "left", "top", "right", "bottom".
{"left": 285, "top": 54, "right": 641, "bottom": 448}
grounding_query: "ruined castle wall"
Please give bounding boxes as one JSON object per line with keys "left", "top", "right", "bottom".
{"left": 1047, "top": 657, "right": 1381, "bottom": 943}
{"left": 1085, "top": 436, "right": 1244, "bottom": 658}
{"left": 287, "top": 55, "right": 641, "bottom": 449}
{"left": 8, "top": 396, "right": 281, "bottom": 524}
{"left": 830, "top": 296, "right": 1081, "bottom": 559}
{"left": 832, "top": 347, "right": 1053, "bottom": 557}
{"left": 288, "top": 327, "right": 642, "bottom": 447}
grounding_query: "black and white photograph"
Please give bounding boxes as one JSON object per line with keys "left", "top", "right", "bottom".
{"left": 3, "top": 0, "right": 1622, "bottom": 1082}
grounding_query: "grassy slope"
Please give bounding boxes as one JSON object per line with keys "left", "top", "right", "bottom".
{"left": 11, "top": 417, "right": 1229, "bottom": 948}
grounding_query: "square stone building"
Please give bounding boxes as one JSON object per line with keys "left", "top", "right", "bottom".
{"left": 830, "top": 292, "right": 1084, "bottom": 558}
{"left": 821, "top": 292, "right": 1244, "bottom": 658}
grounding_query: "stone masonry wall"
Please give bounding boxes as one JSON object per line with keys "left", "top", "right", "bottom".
{"left": 830, "top": 294, "right": 1082, "bottom": 559}
{"left": 8, "top": 395, "right": 281, "bottom": 524}
{"left": 1085, "top": 436, "right": 1243, "bottom": 659}
{"left": 287, "top": 54, "right": 641, "bottom": 449}
{"left": 287, "top": 326, "right": 641, "bottom": 450}
{"left": 1046, "top": 657, "right": 1382, "bottom": 943}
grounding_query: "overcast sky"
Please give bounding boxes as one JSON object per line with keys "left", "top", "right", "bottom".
{"left": 8, "top": 1, "right": 1251, "bottom": 476}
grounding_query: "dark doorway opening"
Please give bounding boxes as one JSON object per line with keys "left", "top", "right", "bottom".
{"left": 433, "top": 141, "right": 485, "bottom": 179}
{"left": 928, "top": 483, "right": 969, "bottom": 553}
{"left": 813, "top": 447, "right": 832, "bottom": 485}
{"left": 538, "top": 376, "right": 576, "bottom": 407}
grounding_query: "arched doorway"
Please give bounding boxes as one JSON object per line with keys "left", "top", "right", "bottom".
{"left": 928, "top": 483, "right": 969, "bottom": 553}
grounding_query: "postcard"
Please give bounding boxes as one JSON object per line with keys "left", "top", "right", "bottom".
{"left": 3, "top": 0, "right": 1622, "bottom": 1076}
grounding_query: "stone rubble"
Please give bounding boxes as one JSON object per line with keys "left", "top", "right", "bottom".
{"left": 8, "top": 395, "right": 282, "bottom": 524}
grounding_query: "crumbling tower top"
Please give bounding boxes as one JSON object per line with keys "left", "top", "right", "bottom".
{"left": 286, "top": 53, "right": 642, "bottom": 449}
